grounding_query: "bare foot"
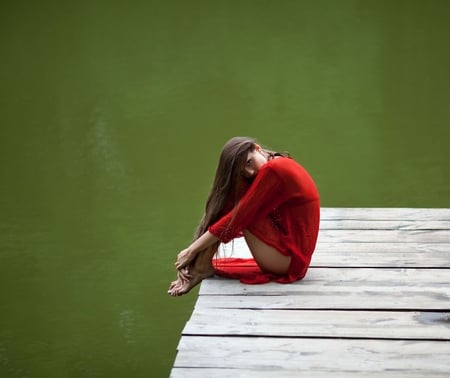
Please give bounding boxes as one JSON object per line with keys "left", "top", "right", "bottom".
{"left": 168, "top": 246, "right": 218, "bottom": 297}
{"left": 168, "top": 265, "right": 215, "bottom": 296}
{"left": 168, "top": 268, "right": 190, "bottom": 293}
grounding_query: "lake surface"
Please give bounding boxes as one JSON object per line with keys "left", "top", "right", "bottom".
{"left": 1, "top": 1, "right": 449, "bottom": 377}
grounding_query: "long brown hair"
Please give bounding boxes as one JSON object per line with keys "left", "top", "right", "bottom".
{"left": 194, "top": 136, "right": 288, "bottom": 244}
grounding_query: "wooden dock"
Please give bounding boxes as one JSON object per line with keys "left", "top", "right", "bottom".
{"left": 171, "top": 208, "right": 450, "bottom": 377}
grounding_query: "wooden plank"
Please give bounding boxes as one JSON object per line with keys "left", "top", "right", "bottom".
{"left": 319, "top": 220, "right": 450, "bottom": 230}
{"left": 171, "top": 368, "right": 449, "bottom": 378}
{"left": 183, "top": 309, "right": 450, "bottom": 340}
{"left": 218, "top": 239, "right": 450, "bottom": 267}
{"left": 197, "top": 269, "right": 450, "bottom": 310}
{"left": 173, "top": 336, "right": 450, "bottom": 375}
{"left": 170, "top": 368, "right": 448, "bottom": 378}
{"left": 315, "top": 242, "right": 450, "bottom": 254}
{"left": 195, "top": 293, "right": 448, "bottom": 311}
{"left": 310, "top": 249, "right": 450, "bottom": 267}
{"left": 320, "top": 207, "right": 450, "bottom": 220}
{"left": 201, "top": 269, "right": 450, "bottom": 295}
{"left": 318, "top": 229, "right": 450, "bottom": 243}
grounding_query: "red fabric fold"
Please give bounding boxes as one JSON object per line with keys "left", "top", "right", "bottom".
{"left": 212, "top": 257, "right": 275, "bottom": 284}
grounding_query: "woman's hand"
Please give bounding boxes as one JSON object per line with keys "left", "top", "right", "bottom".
{"left": 174, "top": 231, "right": 219, "bottom": 270}
{"left": 175, "top": 248, "right": 195, "bottom": 270}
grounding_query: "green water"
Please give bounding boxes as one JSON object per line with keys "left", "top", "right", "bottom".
{"left": 1, "top": 1, "right": 449, "bottom": 377}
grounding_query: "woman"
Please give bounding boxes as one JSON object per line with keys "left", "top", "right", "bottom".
{"left": 168, "top": 136, "right": 320, "bottom": 296}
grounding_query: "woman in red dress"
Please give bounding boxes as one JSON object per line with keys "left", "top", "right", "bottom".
{"left": 168, "top": 136, "right": 320, "bottom": 296}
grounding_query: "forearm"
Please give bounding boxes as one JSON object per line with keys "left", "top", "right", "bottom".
{"left": 175, "top": 231, "right": 219, "bottom": 270}
{"left": 188, "top": 231, "right": 219, "bottom": 256}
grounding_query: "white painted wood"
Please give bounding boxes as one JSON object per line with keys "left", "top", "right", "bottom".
{"left": 310, "top": 251, "right": 450, "bottom": 267}
{"left": 201, "top": 268, "right": 450, "bottom": 295}
{"left": 315, "top": 242, "right": 450, "bottom": 254}
{"left": 173, "top": 336, "right": 450, "bottom": 374}
{"left": 218, "top": 238, "right": 450, "bottom": 266}
{"left": 171, "top": 368, "right": 450, "bottom": 378}
{"left": 318, "top": 229, "right": 450, "bottom": 243}
{"left": 320, "top": 220, "right": 450, "bottom": 230}
{"left": 183, "top": 309, "right": 450, "bottom": 340}
{"left": 195, "top": 292, "right": 449, "bottom": 310}
{"left": 320, "top": 207, "right": 450, "bottom": 220}
{"left": 197, "top": 268, "right": 450, "bottom": 310}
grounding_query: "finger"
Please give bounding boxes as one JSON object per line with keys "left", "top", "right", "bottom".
{"left": 178, "top": 269, "right": 191, "bottom": 281}
{"left": 175, "top": 261, "right": 186, "bottom": 270}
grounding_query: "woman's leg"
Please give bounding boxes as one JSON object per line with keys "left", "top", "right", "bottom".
{"left": 244, "top": 230, "right": 291, "bottom": 275}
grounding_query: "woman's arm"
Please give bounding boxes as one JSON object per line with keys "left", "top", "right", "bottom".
{"left": 175, "top": 231, "right": 219, "bottom": 270}
{"left": 209, "top": 163, "right": 284, "bottom": 243}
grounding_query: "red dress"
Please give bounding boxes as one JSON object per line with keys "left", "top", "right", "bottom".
{"left": 208, "top": 157, "right": 320, "bottom": 284}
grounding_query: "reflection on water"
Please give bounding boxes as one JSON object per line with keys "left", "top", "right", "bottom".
{"left": 88, "top": 106, "right": 129, "bottom": 191}
{"left": 1, "top": 1, "right": 449, "bottom": 377}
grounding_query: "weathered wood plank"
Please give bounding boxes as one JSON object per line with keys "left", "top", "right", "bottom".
{"left": 315, "top": 242, "right": 450, "bottom": 254}
{"left": 183, "top": 309, "right": 450, "bottom": 340}
{"left": 218, "top": 239, "right": 450, "bottom": 267}
{"left": 318, "top": 229, "right": 450, "bottom": 243}
{"left": 320, "top": 207, "right": 450, "bottom": 220}
{"left": 320, "top": 220, "right": 450, "bottom": 230}
{"left": 197, "top": 269, "right": 450, "bottom": 310}
{"left": 173, "top": 336, "right": 450, "bottom": 375}
{"left": 171, "top": 368, "right": 450, "bottom": 378}
{"left": 310, "top": 249, "right": 450, "bottom": 267}
{"left": 195, "top": 293, "right": 448, "bottom": 311}
{"left": 201, "top": 268, "right": 450, "bottom": 295}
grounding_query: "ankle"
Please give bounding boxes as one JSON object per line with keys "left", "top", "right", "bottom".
{"left": 191, "top": 261, "right": 214, "bottom": 275}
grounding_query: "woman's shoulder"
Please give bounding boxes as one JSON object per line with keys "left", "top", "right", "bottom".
{"left": 265, "top": 156, "right": 309, "bottom": 180}
{"left": 266, "top": 156, "right": 299, "bottom": 171}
